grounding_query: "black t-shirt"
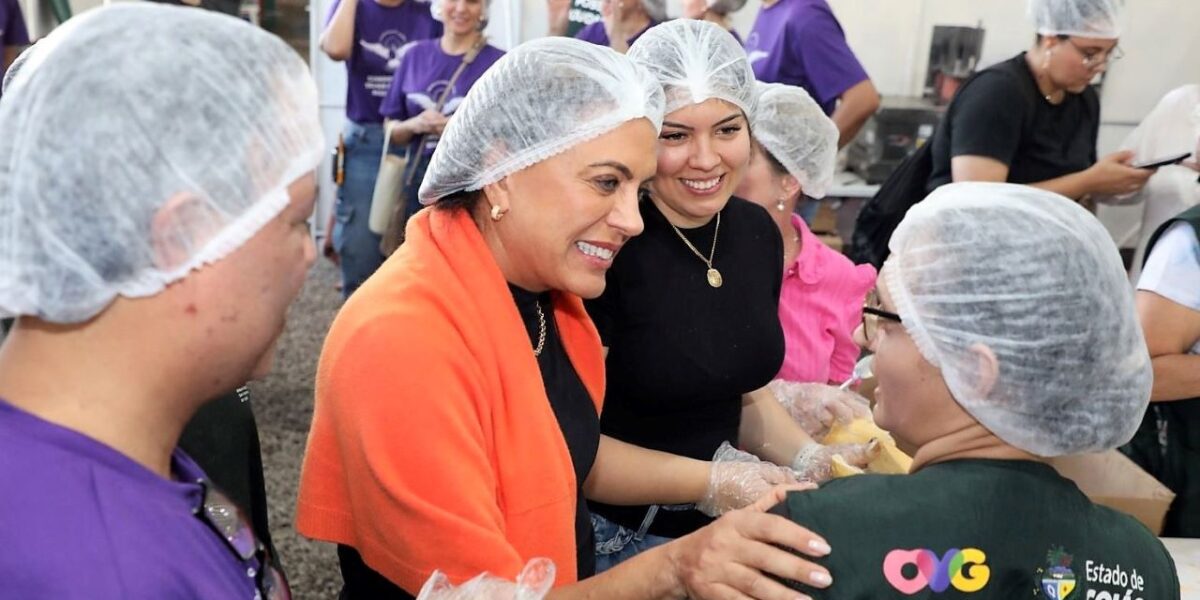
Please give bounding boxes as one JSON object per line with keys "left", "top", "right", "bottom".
{"left": 585, "top": 197, "right": 785, "bottom": 538}
{"left": 337, "top": 287, "right": 601, "bottom": 598}
{"left": 774, "top": 459, "right": 1180, "bottom": 599}
{"left": 927, "top": 53, "right": 1100, "bottom": 191}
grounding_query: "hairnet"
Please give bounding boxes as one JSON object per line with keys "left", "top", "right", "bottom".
{"left": 0, "top": 4, "right": 324, "bottom": 324}
{"left": 885, "top": 182, "right": 1151, "bottom": 456}
{"left": 1028, "top": 0, "right": 1122, "bottom": 39}
{"left": 708, "top": 0, "right": 747, "bottom": 15}
{"left": 419, "top": 37, "right": 665, "bottom": 204}
{"left": 627, "top": 19, "right": 756, "bottom": 117}
{"left": 750, "top": 82, "right": 839, "bottom": 198}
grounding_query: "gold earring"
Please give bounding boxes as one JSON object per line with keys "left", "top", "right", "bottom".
{"left": 490, "top": 205, "right": 505, "bottom": 221}
{"left": 777, "top": 198, "right": 787, "bottom": 212}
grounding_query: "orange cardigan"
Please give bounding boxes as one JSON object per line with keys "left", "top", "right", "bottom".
{"left": 295, "top": 208, "right": 606, "bottom": 593}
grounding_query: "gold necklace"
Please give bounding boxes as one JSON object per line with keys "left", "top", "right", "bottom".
{"left": 667, "top": 212, "right": 723, "bottom": 288}
{"left": 532, "top": 300, "right": 547, "bottom": 357}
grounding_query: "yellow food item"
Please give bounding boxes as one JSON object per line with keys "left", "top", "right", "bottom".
{"left": 823, "top": 419, "right": 913, "bottom": 475}
{"left": 829, "top": 454, "right": 865, "bottom": 477}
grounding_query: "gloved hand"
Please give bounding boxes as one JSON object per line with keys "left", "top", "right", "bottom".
{"left": 790, "top": 440, "right": 881, "bottom": 483}
{"left": 696, "top": 442, "right": 804, "bottom": 518}
{"left": 417, "top": 558, "right": 555, "bottom": 600}
{"left": 768, "top": 380, "right": 872, "bottom": 439}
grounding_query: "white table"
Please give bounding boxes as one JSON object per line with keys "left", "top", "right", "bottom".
{"left": 826, "top": 170, "right": 881, "bottom": 200}
{"left": 1160, "top": 538, "right": 1200, "bottom": 596}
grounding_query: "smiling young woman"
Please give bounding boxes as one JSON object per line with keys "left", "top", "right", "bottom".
{"left": 584, "top": 19, "right": 875, "bottom": 573}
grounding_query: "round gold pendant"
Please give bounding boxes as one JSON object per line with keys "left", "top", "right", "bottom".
{"left": 706, "top": 268, "right": 723, "bottom": 288}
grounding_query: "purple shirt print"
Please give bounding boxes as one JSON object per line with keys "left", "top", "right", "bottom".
{"left": 379, "top": 39, "right": 504, "bottom": 156}
{"left": 326, "top": 0, "right": 443, "bottom": 124}
{"left": 744, "top": 0, "right": 869, "bottom": 115}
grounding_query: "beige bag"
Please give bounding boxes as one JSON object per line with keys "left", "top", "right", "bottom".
{"left": 378, "top": 39, "right": 486, "bottom": 257}
{"left": 368, "top": 121, "right": 408, "bottom": 235}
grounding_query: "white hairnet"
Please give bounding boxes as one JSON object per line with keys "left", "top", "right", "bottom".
{"left": 885, "top": 182, "right": 1151, "bottom": 457}
{"left": 0, "top": 4, "right": 324, "bottom": 324}
{"left": 419, "top": 37, "right": 665, "bottom": 204}
{"left": 627, "top": 19, "right": 756, "bottom": 117}
{"left": 1028, "top": 0, "right": 1122, "bottom": 39}
{"left": 750, "top": 82, "right": 839, "bottom": 198}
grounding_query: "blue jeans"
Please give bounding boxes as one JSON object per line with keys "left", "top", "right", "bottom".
{"left": 591, "top": 512, "right": 674, "bottom": 573}
{"left": 332, "top": 120, "right": 388, "bottom": 298}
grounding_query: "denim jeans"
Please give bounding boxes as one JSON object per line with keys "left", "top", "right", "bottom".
{"left": 332, "top": 120, "right": 387, "bottom": 298}
{"left": 591, "top": 511, "right": 674, "bottom": 573}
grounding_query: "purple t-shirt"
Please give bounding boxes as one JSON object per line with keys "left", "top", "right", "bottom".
{"left": 574, "top": 19, "right": 657, "bottom": 49}
{"left": 0, "top": 0, "right": 30, "bottom": 88}
{"left": 745, "top": 0, "right": 869, "bottom": 115}
{"left": 326, "top": 0, "right": 443, "bottom": 124}
{"left": 0, "top": 399, "right": 266, "bottom": 599}
{"left": 379, "top": 39, "right": 504, "bottom": 156}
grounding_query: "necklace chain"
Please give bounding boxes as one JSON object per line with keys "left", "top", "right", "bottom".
{"left": 532, "top": 300, "right": 547, "bottom": 357}
{"left": 668, "top": 212, "right": 721, "bottom": 270}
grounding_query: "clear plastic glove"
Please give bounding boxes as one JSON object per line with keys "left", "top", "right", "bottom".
{"left": 791, "top": 440, "right": 880, "bottom": 483}
{"left": 768, "top": 380, "right": 872, "bottom": 440}
{"left": 417, "top": 558, "right": 554, "bottom": 600}
{"left": 696, "top": 442, "right": 803, "bottom": 517}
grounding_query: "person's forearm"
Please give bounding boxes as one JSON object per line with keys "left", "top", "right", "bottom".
{"left": 1031, "top": 170, "right": 1092, "bottom": 200}
{"left": 740, "top": 387, "right": 817, "bottom": 466}
{"left": 831, "top": 79, "right": 879, "bottom": 148}
{"left": 1151, "top": 354, "right": 1200, "bottom": 402}
{"left": 386, "top": 118, "right": 420, "bottom": 146}
{"left": 546, "top": 544, "right": 683, "bottom": 600}
{"left": 320, "top": 0, "right": 358, "bottom": 61}
{"left": 583, "top": 435, "right": 709, "bottom": 505}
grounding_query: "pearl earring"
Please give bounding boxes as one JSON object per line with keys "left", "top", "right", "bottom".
{"left": 490, "top": 205, "right": 505, "bottom": 221}
{"left": 776, "top": 198, "right": 787, "bottom": 212}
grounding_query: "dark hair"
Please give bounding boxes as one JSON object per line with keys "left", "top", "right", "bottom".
{"left": 433, "top": 189, "right": 483, "bottom": 213}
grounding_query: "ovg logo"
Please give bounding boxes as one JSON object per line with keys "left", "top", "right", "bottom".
{"left": 883, "top": 547, "right": 990, "bottom": 594}
{"left": 1036, "top": 547, "right": 1078, "bottom": 600}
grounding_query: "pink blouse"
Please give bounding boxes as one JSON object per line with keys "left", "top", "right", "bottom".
{"left": 776, "top": 215, "right": 877, "bottom": 384}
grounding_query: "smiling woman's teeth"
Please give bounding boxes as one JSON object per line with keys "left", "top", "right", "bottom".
{"left": 681, "top": 176, "right": 721, "bottom": 191}
{"left": 576, "top": 242, "right": 614, "bottom": 260}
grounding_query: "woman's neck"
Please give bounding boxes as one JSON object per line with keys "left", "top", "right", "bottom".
{"left": 375, "top": 0, "right": 404, "bottom": 7}
{"left": 909, "top": 420, "right": 1040, "bottom": 472}
{"left": 650, "top": 194, "right": 716, "bottom": 229}
{"left": 777, "top": 209, "right": 801, "bottom": 267}
{"left": 1025, "top": 49, "right": 1066, "bottom": 104}
{"left": 441, "top": 30, "right": 482, "bottom": 56}
{"left": 701, "top": 12, "right": 731, "bottom": 31}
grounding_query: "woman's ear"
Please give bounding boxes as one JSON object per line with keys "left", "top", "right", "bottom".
{"left": 481, "top": 176, "right": 513, "bottom": 219}
{"left": 150, "top": 193, "right": 219, "bottom": 270}
{"left": 780, "top": 174, "right": 803, "bottom": 204}
{"left": 967, "top": 342, "right": 1000, "bottom": 398}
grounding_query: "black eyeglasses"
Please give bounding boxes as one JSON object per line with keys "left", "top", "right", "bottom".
{"left": 1057, "top": 35, "right": 1125, "bottom": 68}
{"left": 194, "top": 480, "right": 291, "bottom": 600}
{"left": 862, "top": 291, "right": 902, "bottom": 344}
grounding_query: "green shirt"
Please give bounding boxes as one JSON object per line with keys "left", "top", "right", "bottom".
{"left": 778, "top": 459, "right": 1180, "bottom": 599}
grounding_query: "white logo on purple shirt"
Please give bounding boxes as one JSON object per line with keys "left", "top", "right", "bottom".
{"left": 360, "top": 29, "right": 411, "bottom": 72}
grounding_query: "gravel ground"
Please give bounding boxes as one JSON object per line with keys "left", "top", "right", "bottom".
{"left": 250, "top": 259, "right": 344, "bottom": 599}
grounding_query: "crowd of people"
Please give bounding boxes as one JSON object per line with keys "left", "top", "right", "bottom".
{"left": 0, "top": 0, "right": 1196, "bottom": 598}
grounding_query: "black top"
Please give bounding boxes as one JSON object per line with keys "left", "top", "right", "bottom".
{"left": 927, "top": 53, "right": 1099, "bottom": 191}
{"left": 509, "top": 284, "right": 601, "bottom": 581}
{"left": 773, "top": 459, "right": 1180, "bottom": 599}
{"left": 337, "top": 286, "right": 601, "bottom": 599}
{"left": 585, "top": 197, "right": 785, "bottom": 538}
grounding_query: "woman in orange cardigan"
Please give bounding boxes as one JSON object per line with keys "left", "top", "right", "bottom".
{"left": 296, "top": 37, "right": 835, "bottom": 600}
